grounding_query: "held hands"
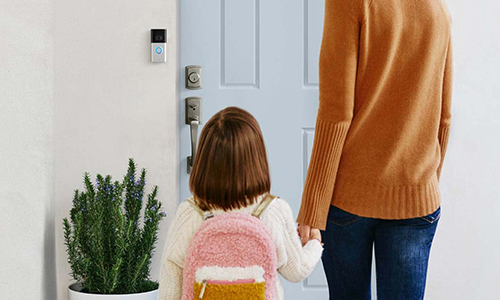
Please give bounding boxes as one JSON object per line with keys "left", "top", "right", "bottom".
{"left": 297, "top": 223, "right": 323, "bottom": 246}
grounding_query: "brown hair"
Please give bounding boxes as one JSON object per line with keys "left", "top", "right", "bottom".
{"left": 189, "top": 106, "right": 271, "bottom": 211}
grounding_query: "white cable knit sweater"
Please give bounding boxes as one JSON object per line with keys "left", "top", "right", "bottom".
{"left": 158, "top": 194, "right": 324, "bottom": 300}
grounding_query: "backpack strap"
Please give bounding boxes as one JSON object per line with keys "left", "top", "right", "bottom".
{"left": 186, "top": 197, "right": 214, "bottom": 220}
{"left": 187, "top": 194, "right": 278, "bottom": 221}
{"left": 252, "top": 193, "right": 278, "bottom": 219}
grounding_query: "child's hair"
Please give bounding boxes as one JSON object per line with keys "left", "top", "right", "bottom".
{"left": 189, "top": 106, "right": 271, "bottom": 211}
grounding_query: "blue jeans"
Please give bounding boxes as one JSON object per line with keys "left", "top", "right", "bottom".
{"left": 321, "top": 205, "right": 441, "bottom": 300}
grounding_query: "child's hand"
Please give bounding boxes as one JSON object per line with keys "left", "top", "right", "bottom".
{"left": 298, "top": 224, "right": 323, "bottom": 246}
{"left": 297, "top": 223, "right": 311, "bottom": 246}
{"left": 310, "top": 228, "right": 323, "bottom": 246}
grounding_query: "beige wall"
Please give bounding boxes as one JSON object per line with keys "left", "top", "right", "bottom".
{"left": 0, "top": 0, "right": 56, "bottom": 299}
{"left": 53, "top": 0, "right": 179, "bottom": 299}
{"left": 424, "top": 1, "right": 500, "bottom": 299}
{"left": 0, "top": 0, "right": 179, "bottom": 298}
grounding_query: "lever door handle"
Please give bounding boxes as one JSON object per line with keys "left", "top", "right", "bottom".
{"left": 188, "top": 119, "right": 199, "bottom": 173}
{"left": 186, "top": 97, "right": 202, "bottom": 174}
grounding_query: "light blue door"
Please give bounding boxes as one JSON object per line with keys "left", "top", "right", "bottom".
{"left": 179, "top": 1, "right": 372, "bottom": 298}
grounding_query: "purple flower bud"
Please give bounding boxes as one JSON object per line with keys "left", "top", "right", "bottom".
{"left": 160, "top": 211, "right": 166, "bottom": 217}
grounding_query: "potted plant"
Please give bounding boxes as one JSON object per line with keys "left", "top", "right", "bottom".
{"left": 63, "top": 158, "right": 166, "bottom": 299}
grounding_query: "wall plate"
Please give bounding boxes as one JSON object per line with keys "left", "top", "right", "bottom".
{"left": 185, "top": 97, "right": 202, "bottom": 124}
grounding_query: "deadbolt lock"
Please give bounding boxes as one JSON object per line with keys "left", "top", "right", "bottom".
{"left": 185, "top": 65, "right": 202, "bottom": 89}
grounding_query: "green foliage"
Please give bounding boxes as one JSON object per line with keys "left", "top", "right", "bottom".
{"left": 63, "top": 158, "right": 167, "bottom": 294}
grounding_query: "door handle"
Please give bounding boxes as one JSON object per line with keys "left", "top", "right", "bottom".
{"left": 185, "top": 97, "right": 202, "bottom": 174}
{"left": 187, "top": 119, "right": 199, "bottom": 174}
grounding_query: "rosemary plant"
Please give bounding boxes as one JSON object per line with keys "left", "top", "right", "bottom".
{"left": 63, "top": 158, "right": 166, "bottom": 294}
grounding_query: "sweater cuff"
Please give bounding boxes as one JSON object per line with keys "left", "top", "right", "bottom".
{"left": 437, "top": 125, "right": 451, "bottom": 181}
{"left": 297, "top": 119, "right": 351, "bottom": 230}
{"left": 304, "top": 239, "right": 324, "bottom": 262}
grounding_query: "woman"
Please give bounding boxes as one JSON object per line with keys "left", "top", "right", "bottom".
{"left": 297, "top": 0, "right": 453, "bottom": 299}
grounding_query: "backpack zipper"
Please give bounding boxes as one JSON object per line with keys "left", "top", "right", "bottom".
{"left": 199, "top": 280, "right": 207, "bottom": 299}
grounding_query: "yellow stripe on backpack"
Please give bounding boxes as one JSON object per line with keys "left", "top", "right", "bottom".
{"left": 194, "top": 281, "right": 266, "bottom": 300}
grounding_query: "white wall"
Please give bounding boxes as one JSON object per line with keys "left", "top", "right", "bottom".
{"left": 425, "top": 0, "right": 500, "bottom": 299}
{"left": 53, "top": 0, "right": 179, "bottom": 299}
{"left": 0, "top": 0, "right": 56, "bottom": 300}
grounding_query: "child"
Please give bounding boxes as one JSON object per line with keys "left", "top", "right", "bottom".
{"left": 158, "top": 106, "right": 323, "bottom": 300}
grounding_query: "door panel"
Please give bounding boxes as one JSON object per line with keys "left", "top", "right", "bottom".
{"left": 222, "top": 0, "right": 259, "bottom": 87}
{"left": 180, "top": 0, "right": 329, "bottom": 298}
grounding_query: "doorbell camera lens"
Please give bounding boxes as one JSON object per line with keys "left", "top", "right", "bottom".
{"left": 151, "top": 29, "right": 167, "bottom": 43}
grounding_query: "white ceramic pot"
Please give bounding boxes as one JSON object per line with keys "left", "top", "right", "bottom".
{"left": 68, "top": 283, "right": 158, "bottom": 300}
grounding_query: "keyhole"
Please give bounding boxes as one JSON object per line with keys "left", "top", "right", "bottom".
{"left": 188, "top": 72, "right": 200, "bottom": 83}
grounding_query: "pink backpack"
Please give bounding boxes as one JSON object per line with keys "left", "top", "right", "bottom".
{"left": 182, "top": 193, "right": 279, "bottom": 300}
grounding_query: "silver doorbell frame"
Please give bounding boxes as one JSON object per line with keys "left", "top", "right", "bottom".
{"left": 151, "top": 29, "right": 167, "bottom": 63}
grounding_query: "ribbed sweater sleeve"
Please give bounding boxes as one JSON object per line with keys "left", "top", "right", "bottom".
{"left": 158, "top": 202, "right": 202, "bottom": 300}
{"left": 437, "top": 34, "right": 453, "bottom": 181}
{"left": 158, "top": 260, "right": 183, "bottom": 300}
{"left": 297, "top": 0, "right": 364, "bottom": 230}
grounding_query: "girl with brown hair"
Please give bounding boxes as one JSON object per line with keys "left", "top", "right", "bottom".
{"left": 158, "top": 106, "right": 323, "bottom": 300}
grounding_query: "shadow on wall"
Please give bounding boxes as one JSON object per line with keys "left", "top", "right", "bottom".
{"left": 43, "top": 206, "right": 57, "bottom": 300}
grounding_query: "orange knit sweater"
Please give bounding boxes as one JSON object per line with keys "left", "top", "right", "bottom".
{"left": 297, "top": 0, "right": 453, "bottom": 230}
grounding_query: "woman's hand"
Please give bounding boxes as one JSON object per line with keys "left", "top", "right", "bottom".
{"left": 298, "top": 223, "right": 322, "bottom": 246}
